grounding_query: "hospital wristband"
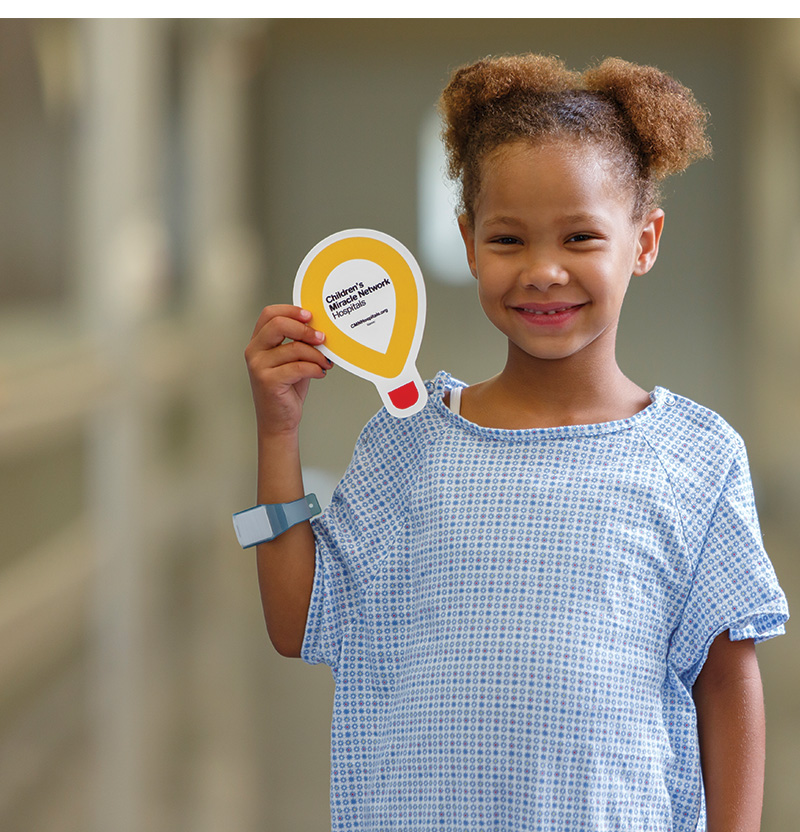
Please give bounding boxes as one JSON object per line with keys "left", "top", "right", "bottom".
{"left": 232, "top": 494, "right": 321, "bottom": 548}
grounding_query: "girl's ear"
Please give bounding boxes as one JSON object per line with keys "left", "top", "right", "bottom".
{"left": 633, "top": 208, "right": 665, "bottom": 276}
{"left": 458, "top": 215, "right": 478, "bottom": 279}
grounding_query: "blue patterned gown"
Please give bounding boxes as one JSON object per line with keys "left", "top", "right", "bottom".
{"left": 302, "top": 372, "right": 788, "bottom": 831}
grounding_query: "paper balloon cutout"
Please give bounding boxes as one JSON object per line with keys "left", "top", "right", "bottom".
{"left": 293, "top": 229, "right": 427, "bottom": 418}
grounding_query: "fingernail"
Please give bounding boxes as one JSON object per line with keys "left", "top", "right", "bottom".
{"left": 315, "top": 330, "right": 325, "bottom": 341}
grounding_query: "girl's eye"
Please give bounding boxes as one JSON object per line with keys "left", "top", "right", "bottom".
{"left": 567, "top": 233, "right": 594, "bottom": 243}
{"left": 492, "top": 236, "right": 520, "bottom": 246}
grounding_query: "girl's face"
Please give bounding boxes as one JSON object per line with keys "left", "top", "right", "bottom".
{"left": 459, "top": 139, "right": 663, "bottom": 371}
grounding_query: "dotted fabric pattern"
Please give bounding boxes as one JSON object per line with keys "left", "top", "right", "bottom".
{"left": 302, "top": 372, "right": 788, "bottom": 831}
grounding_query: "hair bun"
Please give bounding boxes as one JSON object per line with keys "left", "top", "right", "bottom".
{"left": 449, "top": 55, "right": 579, "bottom": 107}
{"left": 582, "top": 57, "right": 711, "bottom": 180}
{"left": 440, "top": 55, "right": 579, "bottom": 182}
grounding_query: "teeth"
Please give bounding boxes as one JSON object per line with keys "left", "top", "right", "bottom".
{"left": 533, "top": 308, "right": 566, "bottom": 315}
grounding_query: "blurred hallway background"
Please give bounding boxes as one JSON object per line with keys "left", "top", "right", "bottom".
{"left": 0, "top": 18, "right": 797, "bottom": 832}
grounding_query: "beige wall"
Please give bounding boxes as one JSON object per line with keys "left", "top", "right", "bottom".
{"left": 0, "top": 18, "right": 795, "bottom": 831}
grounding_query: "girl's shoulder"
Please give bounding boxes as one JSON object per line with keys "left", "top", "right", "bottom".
{"left": 350, "top": 371, "right": 457, "bottom": 467}
{"left": 359, "top": 371, "right": 462, "bottom": 437}
{"left": 641, "top": 390, "right": 756, "bottom": 529}
{"left": 644, "top": 387, "right": 747, "bottom": 460}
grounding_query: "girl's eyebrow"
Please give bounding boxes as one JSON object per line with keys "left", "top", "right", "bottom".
{"left": 483, "top": 215, "right": 525, "bottom": 228}
{"left": 483, "top": 213, "right": 608, "bottom": 228}
{"left": 560, "top": 212, "right": 607, "bottom": 226}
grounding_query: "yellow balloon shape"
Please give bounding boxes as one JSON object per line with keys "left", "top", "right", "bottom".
{"left": 293, "top": 229, "right": 427, "bottom": 418}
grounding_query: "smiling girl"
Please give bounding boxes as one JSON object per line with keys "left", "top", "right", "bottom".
{"left": 243, "top": 54, "right": 788, "bottom": 831}
{"left": 455, "top": 137, "right": 662, "bottom": 428}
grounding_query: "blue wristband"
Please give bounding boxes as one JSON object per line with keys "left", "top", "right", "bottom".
{"left": 232, "top": 494, "right": 321, "bottom": 548}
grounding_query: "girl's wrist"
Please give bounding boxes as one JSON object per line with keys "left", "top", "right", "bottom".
{"left": 256, "top": 429, "right": 305, "bottom": 505}
{"left": 256, "top": 420, "right": 301, "bottom": 448}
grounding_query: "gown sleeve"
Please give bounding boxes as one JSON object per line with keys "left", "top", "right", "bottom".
{"left": 300, "top": 410, "right": 417, "bottom": 672}
{"left": 668, "top": 441, "right": 789, "bottom": 687}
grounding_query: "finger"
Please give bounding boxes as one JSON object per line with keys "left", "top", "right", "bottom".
{"left": 251, "top": 304, "right": 312, "bottom": 339}
{"left": 250, "top": 314, "right": 326, "bottom": 353}
{"left": 269, "top": 359, "right": 330, "bottom": 389}
{"left": 250, "top": 359, "right": 329, "bottom": 407}
{"left": 256, "top": 339, "right": 333, "bottom": 373}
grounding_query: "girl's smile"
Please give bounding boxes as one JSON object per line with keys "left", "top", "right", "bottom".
{"left": 459, "top": 139, "right": 663, "bottom": 370}
{"left": 513, "top": 301, "right": 586, "bottom": 326}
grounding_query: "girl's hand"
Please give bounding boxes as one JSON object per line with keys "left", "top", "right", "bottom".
{"left": 245, "top": 305, "right": 331, "bottom": 436}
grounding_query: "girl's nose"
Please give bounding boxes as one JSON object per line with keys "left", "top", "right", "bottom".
{"left": 519, "top": 255, "right": 569, "bottom": 291}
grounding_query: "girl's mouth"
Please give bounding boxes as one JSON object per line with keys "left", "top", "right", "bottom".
{"left": 531, "top": 307, "right": 573, "bottom": 316}
{"left": 514, "top": 302, "right": 585, "bottom": 324}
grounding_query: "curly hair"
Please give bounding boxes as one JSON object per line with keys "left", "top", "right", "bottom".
{"left": 439, "top": 54, "right": 712, "bottom": 224}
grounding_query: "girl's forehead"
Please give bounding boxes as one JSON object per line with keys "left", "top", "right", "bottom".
{"left": 481, "top": 140, "right": 622, "bottom": 195}
{"left": 484, "top": 137, "right": 611, "bottom": 175}
{"left": 476, "top": 138, "right": 636, "bottom": 217}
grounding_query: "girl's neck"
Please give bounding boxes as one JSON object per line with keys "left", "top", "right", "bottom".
{"left": 462, "top": 346, "right": 650, "bottom": 430}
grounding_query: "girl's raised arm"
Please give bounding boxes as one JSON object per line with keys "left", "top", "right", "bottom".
{"left": 245, "top": 305, "right": 332, "bottom": 657}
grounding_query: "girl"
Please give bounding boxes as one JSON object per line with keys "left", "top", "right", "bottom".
{"left": 244, "top": 55, "right": 788, "bottom": 831}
